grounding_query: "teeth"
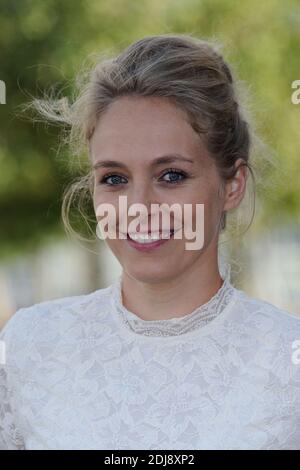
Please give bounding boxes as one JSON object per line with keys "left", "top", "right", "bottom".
{"left": 129, "top": 231, "right": 174, "bottom": 244}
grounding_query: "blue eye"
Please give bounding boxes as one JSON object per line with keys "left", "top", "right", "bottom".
{"left": 98, "top": 168, "right": 188, "bottom": 186}
{"left": 99, "top": 174, "right": 127, "bottom": 186}
{"left": 160, "top": 169, "right": 187, "bottom": 184}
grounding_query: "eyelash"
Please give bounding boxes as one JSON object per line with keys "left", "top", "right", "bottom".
{"left": 98, "top": 168, "right": 188, "bottom": 186}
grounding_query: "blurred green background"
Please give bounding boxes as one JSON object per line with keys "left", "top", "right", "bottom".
{"left": 0, "top": 0, "right": 300, "bottom": 325}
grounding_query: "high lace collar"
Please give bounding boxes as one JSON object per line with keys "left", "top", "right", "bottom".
{"left": 110, "top": 263, "right": 236, "bottom": 337}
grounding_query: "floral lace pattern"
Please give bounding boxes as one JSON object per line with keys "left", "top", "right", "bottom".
{"left": 1, "top": 273, "right": 300, "bottom": 450}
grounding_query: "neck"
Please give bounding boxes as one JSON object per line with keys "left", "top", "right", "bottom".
{"left": 121, "top": 245, "right": 223, "bottom": 322}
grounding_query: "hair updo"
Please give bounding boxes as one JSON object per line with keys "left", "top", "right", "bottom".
{"left": 26, "top": 33, "right": 260, "bottom": 242}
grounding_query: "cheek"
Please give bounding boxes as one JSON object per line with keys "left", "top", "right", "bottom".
{"left": 93, "top": 189, "right": 112, "bottom": 206}
{"left": 188, "top": 185, "right": 223, "bottom": 234}
{"left": 93, "top": 189, "right": 102, "bottom": 215}
{"left": 93, "top": 191, "right": 120, "bottom": 224}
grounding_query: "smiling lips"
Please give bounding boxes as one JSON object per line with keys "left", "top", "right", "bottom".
{"left": 127, "top": 229, "right": 175, "bottom": 244}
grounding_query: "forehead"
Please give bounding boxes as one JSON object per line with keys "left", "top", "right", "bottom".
{"left": 89, "top": 96, "right": 209, "bottom": 165}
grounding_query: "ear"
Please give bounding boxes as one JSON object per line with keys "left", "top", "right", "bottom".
{"left": 223, "top": 158, "right": 248, "bottom": 212}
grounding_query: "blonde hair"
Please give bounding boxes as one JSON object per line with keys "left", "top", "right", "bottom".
{"left": 21, "top": 33, "right": 273, "bottom": 247}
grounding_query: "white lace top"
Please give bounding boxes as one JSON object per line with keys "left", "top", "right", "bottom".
{"left": 1, "top": 269, "right": 300, "bottom": 450}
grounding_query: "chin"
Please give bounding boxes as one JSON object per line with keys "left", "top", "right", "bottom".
{"left": 124, "top": 262, "right": 178, "bottom": 285}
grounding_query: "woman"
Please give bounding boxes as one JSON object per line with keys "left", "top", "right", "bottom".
{"left": 1, "top": 34, "right": 299, "bottom": 450}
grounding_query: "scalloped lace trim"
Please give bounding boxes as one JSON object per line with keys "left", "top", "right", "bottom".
{"left": 111, "top": 264, "right": 236, "bottom": 337}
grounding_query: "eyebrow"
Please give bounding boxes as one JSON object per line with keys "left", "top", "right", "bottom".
{"left": 92, "top": 154, "right": 195, "bottom": 170}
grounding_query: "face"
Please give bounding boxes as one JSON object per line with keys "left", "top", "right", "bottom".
{"left": 90, "top": 95, "right": 246, "bottom": 284}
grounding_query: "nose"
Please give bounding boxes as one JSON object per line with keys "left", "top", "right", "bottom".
{"left": 127, "top": 180, "right": 155, "bottom": 211}
{"left": 122, "top": 181, "right": 159, "bottom": 232}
